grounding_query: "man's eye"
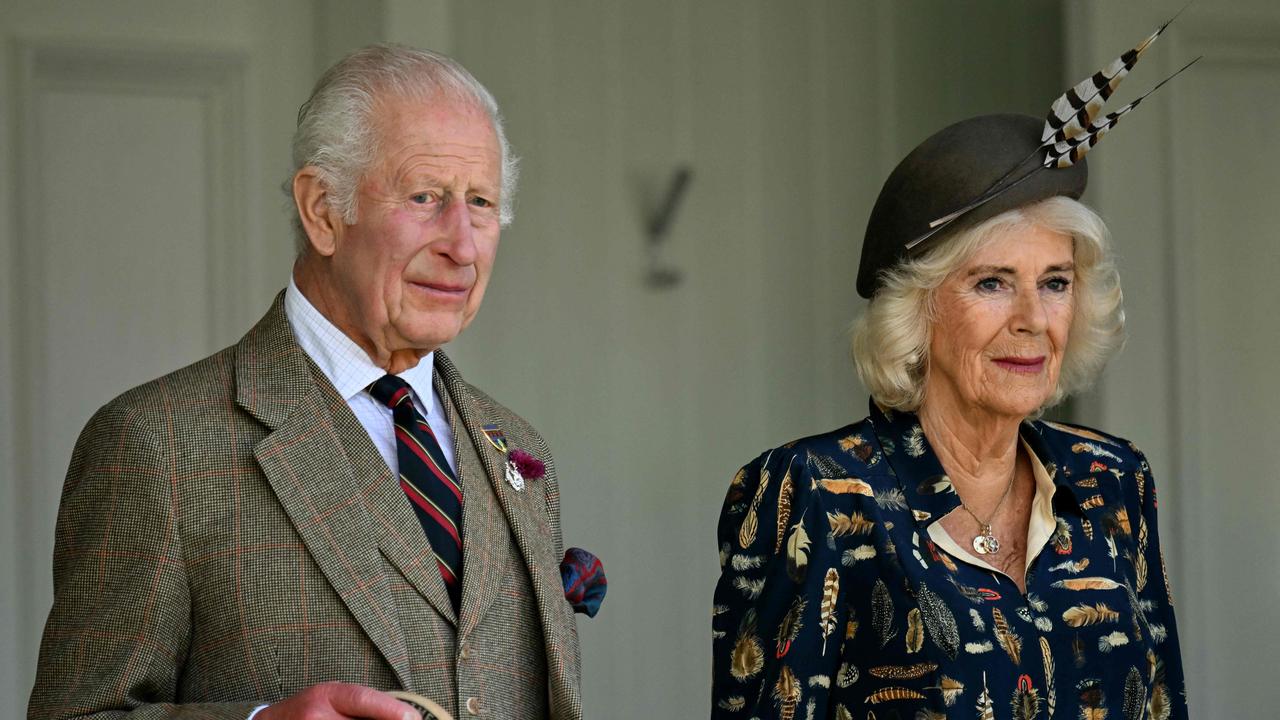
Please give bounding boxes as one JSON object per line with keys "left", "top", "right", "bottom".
{"left": 470, "top": 196, "right": 494, "bottom": 209}
{"left": 410, "top": 193, "right": 432, "bottom": 204}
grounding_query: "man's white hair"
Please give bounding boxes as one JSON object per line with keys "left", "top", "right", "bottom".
{"left": 287, "top": 43, "right": 519, "bottom": 253}
{"left": 851, "top": 196, "right": 1125, "bottom": 414}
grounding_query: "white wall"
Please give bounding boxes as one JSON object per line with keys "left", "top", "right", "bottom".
{"left": 1067, "top": 2, "right": 1280, "bottom": 716}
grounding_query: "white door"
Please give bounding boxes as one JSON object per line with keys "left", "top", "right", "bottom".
{"left": 0, "top": 2, "right": 314, "bottom": 714}
{"left": 1068, "top": 2, "right": 1280, "bottom": 715}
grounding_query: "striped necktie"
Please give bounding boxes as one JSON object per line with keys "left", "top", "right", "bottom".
{"left": 369, "top": 375, "right": 463, "bottom": 610}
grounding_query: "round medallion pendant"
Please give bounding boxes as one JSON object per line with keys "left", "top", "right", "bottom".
{"left": 972, "top": 533, "right": 1000, "bottom": 555}
{"left": 972, "top": 535, "right": 989, "bottom": 555}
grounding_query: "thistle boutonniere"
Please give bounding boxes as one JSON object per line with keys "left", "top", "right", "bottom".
{"left": 481, "top": 425, "right": 545, "bottom": 491}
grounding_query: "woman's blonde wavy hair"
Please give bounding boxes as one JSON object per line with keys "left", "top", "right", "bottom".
{"left": 851, "top": 196, "right": 1125, "bottom": 413}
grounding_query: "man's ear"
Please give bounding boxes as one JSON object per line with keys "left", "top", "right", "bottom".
{"left": 292, "top": 167, "right": 343, "bottom": 257}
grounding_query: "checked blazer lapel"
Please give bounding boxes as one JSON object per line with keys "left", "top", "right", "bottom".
{"left": 235, "top": 295, "right": 415, "bottom": 687}
{"left": 435, "top": 352, "right": 583, "bottom": 715}
{"left": 436, "top": 372, "right": 514, "bottom": 638}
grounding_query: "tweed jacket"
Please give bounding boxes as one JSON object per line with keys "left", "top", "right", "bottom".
{"left": 29, "top": 294, "right": 583, "bottom": 720}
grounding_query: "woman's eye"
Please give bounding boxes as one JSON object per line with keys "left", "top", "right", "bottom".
{"left": 1043, "top": 276, "right": 1072, "bottom": 292}
{"left": 976, "top": 277, "right": 1002, "bottom": 292}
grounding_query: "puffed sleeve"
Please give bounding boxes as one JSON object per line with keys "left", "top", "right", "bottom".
{"left": 1131, "top": 449, "right": 1189, "bottom": 718}
{"left": 711, "top": 450, "right": 846, "bottom": 719}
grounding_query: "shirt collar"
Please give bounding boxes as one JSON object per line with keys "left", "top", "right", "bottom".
{"left": 867, "top": 399, "right": 1085, "bottom": 528}
{"left": 284, "top": 277, "right": 436, "bottom": 405}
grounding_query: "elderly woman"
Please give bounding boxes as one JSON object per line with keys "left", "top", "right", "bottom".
{"left": 710, "top": 112, "right": 1188, "bottom": 720}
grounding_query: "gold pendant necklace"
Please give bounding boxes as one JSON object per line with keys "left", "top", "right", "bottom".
{"left": 957, "top": 471, "right": 1016, "bottom": 556}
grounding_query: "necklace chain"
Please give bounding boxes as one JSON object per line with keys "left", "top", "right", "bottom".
{"left": 956, "top": 469, "right": 1017, "bottom": 555}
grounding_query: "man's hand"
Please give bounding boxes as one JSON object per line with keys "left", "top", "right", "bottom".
{"left": 257, "top": 682, "right": 420, "bottom": 719}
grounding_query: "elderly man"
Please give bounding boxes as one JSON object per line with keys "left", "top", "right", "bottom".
{"left": 29, "top": 45, "right": 586, "bottom": 720}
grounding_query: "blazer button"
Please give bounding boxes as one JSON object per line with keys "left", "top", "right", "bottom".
{"left": 460, "top": 640, "right": 472, "bottom": 660}
{"left": 465, "top": 696, "right": 482, "bottom": 715}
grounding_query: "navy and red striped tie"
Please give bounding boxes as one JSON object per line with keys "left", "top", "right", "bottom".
{"left": 369, "top": 375, "right": 463, "bottom": 610}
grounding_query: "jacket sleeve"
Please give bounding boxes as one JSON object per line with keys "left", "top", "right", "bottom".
{"left": 711, "top": 451, "right": 846, "bottom": 719}
{"left": 28, "top": 402, "right": 261, "bottom": 720}
{"left": 1131, "top": 449, "right": 1189, "bottom": 719}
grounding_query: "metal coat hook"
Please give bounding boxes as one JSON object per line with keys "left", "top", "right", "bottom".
{"left": 645, "top": 166, "right": 692, "bottom": 289}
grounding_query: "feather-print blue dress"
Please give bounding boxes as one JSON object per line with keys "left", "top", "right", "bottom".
{"left": 711, "top": 400, "right": 1186, "bottom": 720}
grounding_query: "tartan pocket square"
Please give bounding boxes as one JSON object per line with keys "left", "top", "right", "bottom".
{"left": 560, "top": 547, "right": 606, "bottom": 617}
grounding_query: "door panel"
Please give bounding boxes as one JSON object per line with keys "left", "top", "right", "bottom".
{"left": 0, "top": 2, "right": 313, "bottom": 714}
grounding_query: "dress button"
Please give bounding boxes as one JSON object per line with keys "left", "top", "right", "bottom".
{"left": 466, "top": 696, "right": 481, "bottom": 715}
{"left": 460, "top": 640, "right": 471, "bottom": 660}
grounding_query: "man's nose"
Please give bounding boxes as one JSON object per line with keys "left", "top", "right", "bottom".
{"left": 436, "top": 197, "right": 478, "bottom": 265}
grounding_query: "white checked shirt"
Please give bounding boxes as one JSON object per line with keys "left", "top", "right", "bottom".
{"left": 283, "top": 278, "right": 459, "bottom": 483}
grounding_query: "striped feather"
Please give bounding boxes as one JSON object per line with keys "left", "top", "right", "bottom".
{"left": 867, "top": 687, "right": 926, "bottom": 704}
{"left": 773, "top": 665, "right": 801, "bottom": 720}
{"left": 819, "top": 569, "right": 840, "bottom": 655}
{"left": 992, "top": 607, "right": 1022, "bottom": 665}
{"left": 976, "top": 673, "right": 995, "bottom": 720}
{"left": 775, "top": 469, "right": 794, "bottom": 553}
{"left": 1040, "top": 637, "right": 1056, "bottom": 719}
{"left": 911, "top": 14, "right": 1197, "bottom": 251}
{"left": 739, "top": 466, "right": 770, "bottom": 548}
{"left": 1045, "top": 57, "right": 1200, "bottom": 169}
{"left": 1041, "top": 16, "right": 1176, "bottom": 143}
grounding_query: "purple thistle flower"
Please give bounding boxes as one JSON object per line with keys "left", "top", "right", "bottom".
{"left": 509, "top": 448, "right": 545, "bottom": 480}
